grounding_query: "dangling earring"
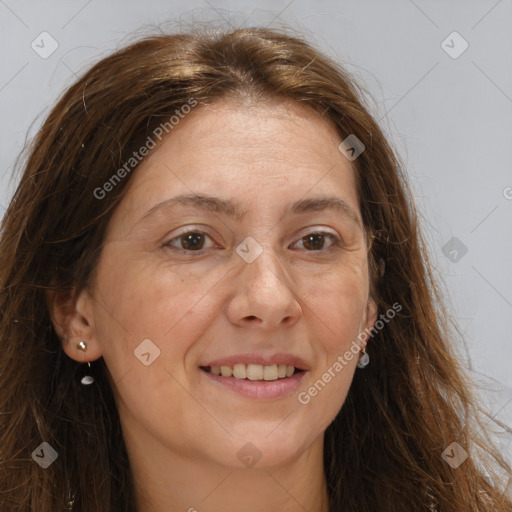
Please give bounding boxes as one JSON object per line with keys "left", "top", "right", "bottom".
{"left": 66, "top": 484, "right": 75, "bottom": 510}
{"left": 357, "top": 347, "right": 370, "bottom": 369}
{"left": 77, "top": 341, "right": 94, "bottom": 385}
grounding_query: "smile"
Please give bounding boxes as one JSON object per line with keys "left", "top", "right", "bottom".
{"left": 200, "top": 363, "right": 301, "bottom": 381}
{"left": 199, "top": 364, "right": 307, "bottom": 400}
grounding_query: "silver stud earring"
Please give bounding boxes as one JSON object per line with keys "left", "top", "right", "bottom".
{"left": 357, "top": 348, "right": 370, "bottom": 369}
{"left": 77, "top": 341, "right": 94, "bottom": 385}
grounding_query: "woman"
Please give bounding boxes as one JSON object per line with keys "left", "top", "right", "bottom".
{"left": 0, "top": 25, "right": 510, "bottom": 512}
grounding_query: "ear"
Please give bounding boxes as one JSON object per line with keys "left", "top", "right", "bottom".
{"left": 363, "top": 296, "right": 378, "bottom": 334}
{"left": 357, "top": 297, "right": 378, "bottom": 353}
{"left": 46, "top": 287, "right": 103, "bottom": 363}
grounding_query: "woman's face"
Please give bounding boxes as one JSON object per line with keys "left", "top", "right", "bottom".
{"left": 75, "top": 99, "right": 377, "bottom": 469}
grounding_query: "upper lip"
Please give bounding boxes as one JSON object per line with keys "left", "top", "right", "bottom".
{"left": 201, "top": 352, "right": 310, "bottom": 371}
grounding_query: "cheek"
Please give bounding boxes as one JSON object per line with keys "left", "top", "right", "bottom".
{"left": 90, "top": 249, "right": 229, "bottom": 370}
{"left": 297, "top": 265, "right": 370, "bottom": 354}
{"left": 90, "top": 254, "right": 216, "bottom": 430}
{"left": 293, "top": 271, "right": 367, "bottom": 432}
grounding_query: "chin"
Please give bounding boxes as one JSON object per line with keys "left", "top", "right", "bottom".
{"left": 212, "top": 427, "right": 317, "bottom": 470}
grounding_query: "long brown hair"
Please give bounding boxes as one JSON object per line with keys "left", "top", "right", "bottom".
{"left": 1, "top": 25, "right": 510, "bottom": 512}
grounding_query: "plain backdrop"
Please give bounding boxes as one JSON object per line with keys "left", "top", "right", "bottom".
{"left": 1, "top": 0, "right": 511, "bottom": 456}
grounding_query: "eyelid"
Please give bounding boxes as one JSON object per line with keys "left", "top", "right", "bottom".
{"left": 290, "top": 229, "right": 342, "bottom": 251}
{"left": 162, "top": 227, "right": 215, "bottom": 248}
{"left": 163, "top": 226, "right": 343, "bottom": 253}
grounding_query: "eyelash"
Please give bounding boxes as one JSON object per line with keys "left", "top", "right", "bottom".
{"left": 163, "top": 229, "right": 342, "bottom": 254}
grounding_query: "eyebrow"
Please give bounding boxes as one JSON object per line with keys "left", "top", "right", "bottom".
{"left": 140, "top": 193, "right": 362, "bottom": 227}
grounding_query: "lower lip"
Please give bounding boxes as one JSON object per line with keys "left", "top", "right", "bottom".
{"left": 200, "top": 369, "right": 307, "bottom": 400}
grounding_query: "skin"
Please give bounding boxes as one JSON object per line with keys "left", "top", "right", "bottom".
{"left": 48, "top": 97, "right": 377, "bottom": 512}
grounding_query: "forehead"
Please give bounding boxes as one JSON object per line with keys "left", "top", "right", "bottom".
{"left": 158, "top": 98, "right": 349, "bottom": 172}
{"left": 111, "top": 99, "right": 361, "bottom": 228}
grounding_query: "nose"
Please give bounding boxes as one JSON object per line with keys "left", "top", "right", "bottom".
{"left": 225, "top": 243, "right": 302, "bottom": 330}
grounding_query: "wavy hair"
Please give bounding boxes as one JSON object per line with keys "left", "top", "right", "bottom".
{"left": 0, "top": 25, "right": 511, "bottom": 511}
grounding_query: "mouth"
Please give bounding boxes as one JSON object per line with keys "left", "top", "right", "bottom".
{"left": 200, "top": 363, "right": 305, "bottom": 381}
{"left": 199, "top": 359, "right": 308, "bottom": 400}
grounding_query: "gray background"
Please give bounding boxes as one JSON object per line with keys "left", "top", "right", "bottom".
{"left": 1, "top": 0, "right": 511, "bottom": 454}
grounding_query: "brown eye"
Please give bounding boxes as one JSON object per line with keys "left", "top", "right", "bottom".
{"left": 181, "top": 232, "right": 205, "bottom": 250}
{"left": 303, "top": 233, "right": 326, "bottom": 251}
{"left": 293, "top": 232, "right": 340, "bottom": 252}
{"left": 165, "top": 231, "right": 213, "bottom": 252}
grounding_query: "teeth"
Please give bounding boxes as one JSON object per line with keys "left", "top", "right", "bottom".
{"left": 206, "top": 363, "right": 298, "bottom": 381}
{"left": 246, "top": 364, "right": 264, "bottom": 380}
{"left": 263, "top": 364, "right": 278, "bottom": 381}
{"left": 233, "top": 364, "right": 246, "bottom": 379}
{"left": 220, "top": 365, "right": 232, "bottom": 377}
